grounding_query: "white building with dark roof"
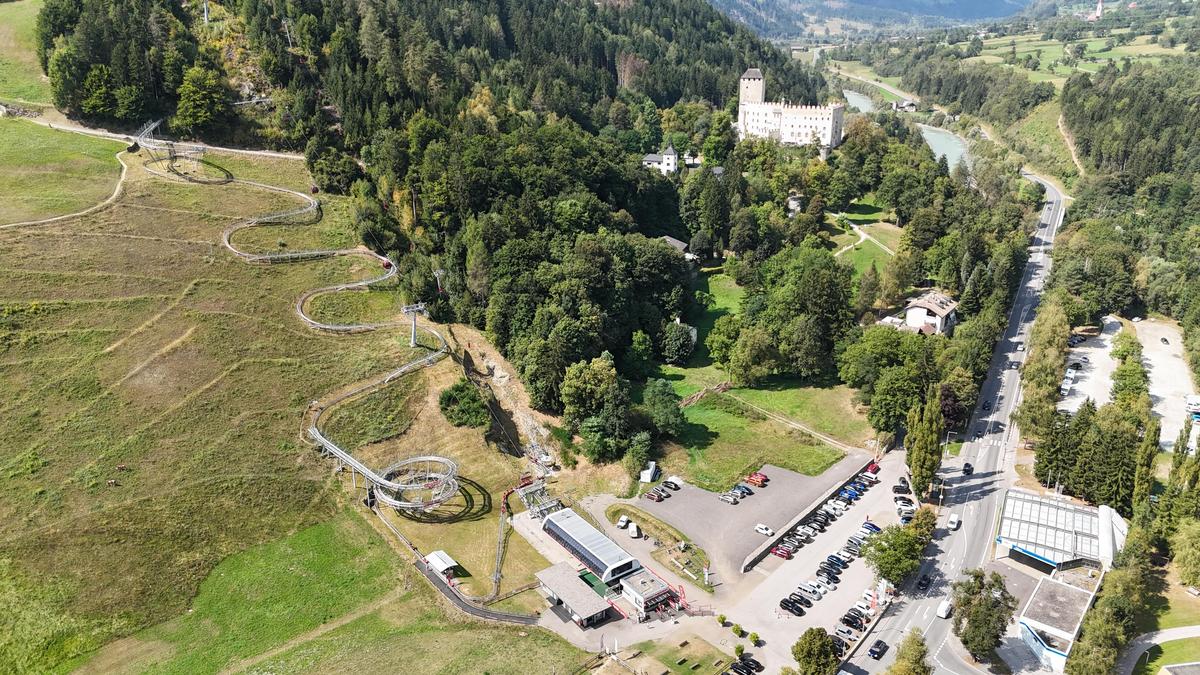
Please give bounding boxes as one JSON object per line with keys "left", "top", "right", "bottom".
{"left": 737, "top": 68, "right": 845, "bottom": 149}
{"left": 542, "top": 508, "right": 641, "bottom": 583}
{"left": 903, "top": 290, "right": 959, "bottom": 335}
{"left": 642, "top": 143, "right": 678, "bottom": 175}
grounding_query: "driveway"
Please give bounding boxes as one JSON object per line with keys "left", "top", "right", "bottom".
{"left": 1136, "top": 319, "right": 1198, "bottom": 451}
{"left": 1059, "top": 316, "right": 1120, "bottom": 413}
{"left": 637, "top": 451, "right": 869, "bottom": 584}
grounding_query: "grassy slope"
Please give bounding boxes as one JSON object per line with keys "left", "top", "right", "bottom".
{"left": 68, "top": 509, "right": 582, "bottom": 675}
{"left": 0, "top": 148, "right": 428, "bottom": 668}
{"left": 1002, "top": 99, "right": 1080, "bottom": 190}
{"left": 0, "top": 0, "right": 50, "bottom": 105}
{"left": 0, "top": 118, "right": 124, "bottom": 223}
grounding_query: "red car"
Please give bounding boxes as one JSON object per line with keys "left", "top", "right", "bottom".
{"left": 381, "top": 259, "right": 393, "bottom": 269}
{"left": 644, "top": 491, "right": 663, "bottom": 502}
{"left": 749, "top": 471, "right": 769, "bottom": 481}
{"left": 745, "top": 476, "right": 765, "bottom": 487}
{"left": 770, "top": 546, "right": 792, "bottom": 559}
{"left": 866, "top": 462, "right": 880, "bottom": 474}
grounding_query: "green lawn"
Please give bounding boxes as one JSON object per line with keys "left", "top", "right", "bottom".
{"left": 663, "top": 393, "right": 844, "bottom": 492}
{"left": 1136, "top": 569, "right": 1200, "bottom": 634}
{"left": 70, "top": 509, "right": 582, "bottom": 675}
{"left": 68, "top": 510, "right": 400, "bottom": 674}
{"left": 0, "top": 117, "right": 125, "bottom": 223}
{"left": 861, "top": 222, "right": 903, "bottom": 253}
{"left": 832, "top": 61, "right": 904, "bottom": 102}
{"left": 659, "top": 269, "right": 744, "bottom": 397}
{"left": 731, "top": 377, "right": 872, "bottom": 446}
{"left": 1133, "top": 638, "right": 1200, "bottom": 675}
{"left": 0, "top": 0, "right": 51, "bottom": 105}
{"left": 839, "top": 238, "right": 891, "bottom": 278}
{"left": 1002, "top": 99, "right": 1079, "bottom": 189}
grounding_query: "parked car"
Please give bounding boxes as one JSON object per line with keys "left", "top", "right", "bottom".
{"left": 892, "top": 483, "right": 911, "bottom": 494}
{"left": 858, "top": 472, "right": 879, "bottom": 484}
{"left": 813, "top": 577, "right": 837, "bottom": 593}
{"left": 740, "top": 656, "right": 764, "bottom": 673}
{"left": 788, "top": 592, "right": 813, "bottom": 608}
{"left": 854, "top": 600, "right": 874, "bottom": 616}
{"left": 729, "top": 661, "right": 753, "bottom": 675}
{"left": 781, "top": 600, "right": 805, "bottom": 617}
{"left": 717, "top": 493, "right": 738, "bottom": 505}
{"left": 868, "top": 640, "right": 888, "bottom": 659}
{"left": 846, "top": 607, "right": 868, "bottom": 621}
{"left": 827, "top": 554, "right": 848, "bottom": 568}
{"left": 617, "top": 515, "right": 630, "bottom": 529}
{"left": 963, "top": 462, "right": 974, "bottom": 475}
{"left": 770, "top": 546, "right": 792, "bottom": 560}
{"left": 835, "top": 626, "right": 858, "bottom": 642}
{"left": 644, "top": 492, "right": 663, "bottom": 502}
{"left": 948, "top": 514, "right": 962, "bottom": 530}
{"left": 661, "top": 480, "right": 680, "bottom": 491}
{"left": 899, "top": 514, "right": 914, "bottom": 525}
{"left": 1162, "top": 337, "right": 1170, "bottom": 345}
{"left": 830, "top": 636, "right": 847, "bottom": 657}
{"left": 804, "top": 520, "right": 826, "bottom": 533}
{"left": 862, "top": 522, "right": 881, "bottom": 533}
{"left": 917, "top": 574, "right": 932, "bottom": 590}
{"left": 894, "top": 496, "right": 915, "bottom": 508}
{"left": 754, "top": 523, "right": 774, "bottom": 536}
{"left": 841, "top": 615, "right": 864, "bottom": 631}
{"left": 749, "top": 471, "right": 769, "bottom": 482}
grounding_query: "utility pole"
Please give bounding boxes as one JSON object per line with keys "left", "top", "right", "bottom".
{"left": 433, "top": 269, "right": 445, "bottom": 294}
{"left": 400, "top": 302, "right": 427, "bottom": 347}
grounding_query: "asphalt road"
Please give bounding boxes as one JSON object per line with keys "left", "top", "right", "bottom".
{"left": 842, "top": 171, "right": 1067, "bottom": 675}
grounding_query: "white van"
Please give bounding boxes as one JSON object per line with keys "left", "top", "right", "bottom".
{"left": 937, "top": 600, "right": 953, "bottom": 618}
{"left": 629, "top": 523, "right": 640, "bottom": 538}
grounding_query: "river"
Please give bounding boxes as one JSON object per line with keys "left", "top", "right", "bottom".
{"left": 916, "top": 123, "right": 970, "bottom": 172}
{"left": 843, "top": 89, "right": 874, "bottom": 113}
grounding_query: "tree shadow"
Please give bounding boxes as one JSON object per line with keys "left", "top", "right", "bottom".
{"left": 675, "top": 418, "right": 718, "bottom": 451}
{"left": 397, "top": 475, "right": 493, "bottom": 524}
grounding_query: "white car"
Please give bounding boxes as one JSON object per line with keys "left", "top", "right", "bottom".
{"left": 755, "top": 523, "right": 775, "bottom": 536}
{"left": 948, "top": 514, "right": 962, "bottom": 530}
{"left": 813, "top": 577, "right": 837, "bottom": 593}
{"left": 616, "top": 515, "right": 630, "bottom": 529}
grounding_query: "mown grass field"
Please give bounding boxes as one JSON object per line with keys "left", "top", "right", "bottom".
{"left": 0, "top": 0, "right": 50, "bottom": 105}
{"left": 662, "top": 393, "right": 844, "bottom": 492}
{"left": 633, "top": 637, "right": 732, "bottom": 674}
{"left": 0, "top": 117, "right": 124, "bottom": 223}
{"left": 832, "top": 61, "right": 903, "bottom": 102}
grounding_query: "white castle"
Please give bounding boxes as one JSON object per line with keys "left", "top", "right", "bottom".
{"left": 737, "top": 68, "right": 845, "bottom": 149}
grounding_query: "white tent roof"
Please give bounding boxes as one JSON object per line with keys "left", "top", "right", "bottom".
{"left": 426, "top": 550, "right": 458, "bottom": 574}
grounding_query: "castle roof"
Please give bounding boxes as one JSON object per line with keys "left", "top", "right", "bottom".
{"left": 741, "top": 68, "right": 763, "bottom": 80}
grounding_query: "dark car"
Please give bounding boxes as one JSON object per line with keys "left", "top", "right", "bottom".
{"left": 847, "top": 607, "right": 868, "bottom": 620}
{"left": 788, "top": 592, "right": 813, "bottom": 607}
{"left": 804, "top": 520, "right": 826, "bottom": 533}
{"left": 868, "top": 639, "right": 888, "bottom": 659}
{"left": 830, "top": 636, "right": 847, "bottom": 657}
{"left": 982, "top": 401, "right": 991, "bottom": 411}
{"left": 898, "top": 476, "right": 909, "bottom": 488}
{"left": 826, "top": 554, "right": 848, "bottom": 568}
{"left": 779, "top": 599, "right": 805, "bottom": 616}
{"left": 841, "top": 615, "right": 865, "bottom": 630}
{"left": 917, "top": 574, "right": 932, "bottom": 590}
{"left": 729, "top": 661, "right": 754, "bottom": 675}
{"left": 1162, "top": 337, "right": 1170, "bottom": 345}
{"left": 963, "top": 462, "right": 974, "bottom": 475}
{"left": 819, "top": 563, "right": 842, "bottom": 578}
{"left": 661, "top": 480, "right": 680, "bottom": 490}
{"left": 740, "top": 656, "right": 764, "bottom": 673}
{"left": 892, "top": 483, "right": 911, "bottom": 494}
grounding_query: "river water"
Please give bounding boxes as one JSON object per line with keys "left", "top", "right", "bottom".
{"left": 843, "top": 89, "right": 874, "bottom": 113}
{"left": 917, "top": 123, "right": 970, "bottom": 172}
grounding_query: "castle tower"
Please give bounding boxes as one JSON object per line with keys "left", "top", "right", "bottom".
{"left": 739, "top": 68, "right": 765, "bottom": 105}
{"left": 1096, "top": 0, "right": 1103, "bottom": 18}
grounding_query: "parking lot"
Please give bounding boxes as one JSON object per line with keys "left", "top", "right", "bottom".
{"left": 714, "top": 451, "right": 909, "bottom": 672}
{"left": 637, "top": 451, "right": 869, "bottom": 582}
{"left": 1059, "top": 315, "right": 1120, "bottom": 413}
{"left": 1136, "top": 318, "right": 1198, "bottom": 450}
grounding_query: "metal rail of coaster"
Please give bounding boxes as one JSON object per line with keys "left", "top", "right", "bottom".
{"left": 135, "top": 120, "right": 459, "bottom": 511}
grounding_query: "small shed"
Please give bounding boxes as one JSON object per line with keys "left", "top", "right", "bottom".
{"left": 426, "top": 550, "right": 459, "bottom": 577}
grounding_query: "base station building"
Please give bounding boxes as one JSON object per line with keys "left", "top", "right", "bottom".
{"left": 539, "top": 508, "right": 676, "bottom": 626}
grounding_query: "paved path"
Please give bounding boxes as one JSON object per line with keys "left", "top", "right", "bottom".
{"left": 1117, "top": 626, "right": 1200, "bottom": 675}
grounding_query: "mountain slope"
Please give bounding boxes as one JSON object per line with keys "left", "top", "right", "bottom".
{"left": 709, "top": 0, "right": 1033, "bottom": 37}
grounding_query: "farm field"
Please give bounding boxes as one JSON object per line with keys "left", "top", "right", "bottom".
{"left": 832, "top": 61, "right": 904, "bottom": 101}
{"left": 972, "top": 30, "right": 1186, "bottom": 88}
{"left": 0, "top": 0, "right": 50, "bottom": 105}
{"left": 0, "top": 117, "right": 124, "bottom": 223}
